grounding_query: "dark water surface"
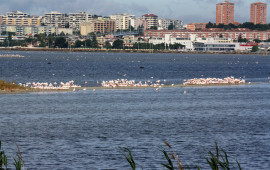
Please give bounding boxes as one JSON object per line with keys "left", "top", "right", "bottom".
{"left": 0, "top": 51, "right": 270, "bottom": 169}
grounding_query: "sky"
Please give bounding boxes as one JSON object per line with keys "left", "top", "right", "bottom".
{"left": 1, "top": 0, "right": 270, "bottom": 24}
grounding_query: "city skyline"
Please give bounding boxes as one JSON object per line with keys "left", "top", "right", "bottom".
{"left": 1, "top": 0, "right": 270, "bottom": 23}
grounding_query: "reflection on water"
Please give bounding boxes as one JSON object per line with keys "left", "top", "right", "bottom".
{"left": 0, "top": 51, "right": 270, "bottom": 169}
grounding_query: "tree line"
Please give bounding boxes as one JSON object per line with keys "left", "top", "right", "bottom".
{"left": 206, "top": 22, "right": 270, "bottom": 31}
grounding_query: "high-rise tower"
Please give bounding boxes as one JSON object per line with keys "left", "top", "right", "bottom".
{"left": 216, "top": 1, "right": 234, "bottom": 25}
{"left": 251, "top": 2, "right": 267, "bottom": 24}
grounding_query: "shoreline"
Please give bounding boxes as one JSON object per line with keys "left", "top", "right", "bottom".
{"left": 0, "top": 47, "right": 268, "bottom": 55}
{"left": 0, "top": 83, "right": 254, "bottom": 95}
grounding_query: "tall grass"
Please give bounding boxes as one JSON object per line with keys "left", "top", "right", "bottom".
{"left": 0, "top": 141, "right": 8, "bottom": 170}
{"left": 120, "top": 141, "right": 242, "bottom": 170}
{"left": 0, "top": 141, "right": 24, "bottom": 170}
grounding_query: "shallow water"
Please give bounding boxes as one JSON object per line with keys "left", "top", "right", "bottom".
{"left": 0, "top": 51, "right": 270, "bottom": 169}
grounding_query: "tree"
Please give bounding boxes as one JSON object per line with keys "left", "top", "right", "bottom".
{"left": 149, "top": 26, "right": 157, "bottom": 30}
{"left": 169, "top": 43, "right": 185, "bottom": 49}
{"left": 206, "top": 22, "right": 215, "bottom": 28}
{"left": 84, "top": 39, "right": 92, "bottom": 48}
{"left": 104, "top": 41, "right": 112, "bottom": 49}
{"left": 240, "top": 22, "right": 255, "bottom": 30}
{"left": 74, "top": 40, "right": 83, "bottom": 48}
{"left": 253, "top": 39, "right": 261, "bottom": 43}
{"left": 54, "top": 37, "right": 68, "bottom": 48}
{"left": 59, "top": 31, "right": 65, "bottom": 36}
{"left": 112, "top": 39, "right": 124, "bottom": 49}
{"left": 91, "top": 36, "right": 98, "bottom": 48}
{"left": 251, "top": 45, "right": 259, "bottom": 52}
{"left": 168, "top": 24, "right": 174, "bottom": 30}
{"left": 217, "top": 24, "right": 225, "bottom": 28}
{"left": 238, "top": 35, "right": 248, "bottom": 42}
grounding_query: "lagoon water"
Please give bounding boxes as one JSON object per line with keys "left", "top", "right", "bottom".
{"left": 0, "top": 51, "right": 270, "bottom": 169}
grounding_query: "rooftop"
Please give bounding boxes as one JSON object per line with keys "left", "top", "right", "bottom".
{"left": 217, "top": 1, "right": 234, "bottom": 5}
{"left": 142, "top": 14, "right": 158, "bottom": 17}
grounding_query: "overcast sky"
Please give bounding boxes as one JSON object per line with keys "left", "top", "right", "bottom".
{"left": 1, "top": 0, "right": 270, "bottom": 24}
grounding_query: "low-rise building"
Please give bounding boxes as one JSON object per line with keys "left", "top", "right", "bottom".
{"left": 0, "top": 25, "right": 57, "bottom": 35}
{"left": 158, "top": 18, "right": 183, "bottom": 30}
{"left": 186, "top": 23, "right": 207, "bottom": 31}
{"left": 145, "top": 28, "right": 270, "bottom": 41}
{"left": 147, "top": 30, "right": 261, "bottom": 51}
{"left": 57, "top": 28, "right": 73, "bottom": 35}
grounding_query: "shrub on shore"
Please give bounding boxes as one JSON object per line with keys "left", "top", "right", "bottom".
{"left": 0, "top": 80, "right": 25, "bottom": 91}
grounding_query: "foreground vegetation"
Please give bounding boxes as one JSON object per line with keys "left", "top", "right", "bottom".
{"left": 0, "top": 141, "right": 24, "bottom": 170}
{"left": 121, "top": 141, "right": 242, "bottom": 170}
{"left": 1, "top": 139, "right": 242, "bottom": 169}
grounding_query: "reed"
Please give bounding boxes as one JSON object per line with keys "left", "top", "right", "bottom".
{"left": 205, "top": 142, "right": 242, "bottom": 170}
{"left": 0, "top": 141, "right": 24, "bottom": 170}
{"left": 119, "top": 147, "right": 136, "bottom": 170}
{"left": 0, "top": 141, "right": 8, "bottom": 170}
{"left": 120, "top": 141, "right": 242, "bottom": 170}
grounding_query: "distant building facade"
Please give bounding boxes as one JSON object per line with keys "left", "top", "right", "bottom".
{"left": 142, "top": 14, "right": 158, "bottom": 29}
{"left": 0, "top": 11, "right": 41, "bottom": 26}
{"left": 44, "top": 11, "right": 68, "bottom": 28}
{"left": 250, "top": 2, "right": 267, "bottom": 24}
{"left": 0, "top": 25, "right": 57, "bottom": 35}
{"left": 144, "top": 28, "right": 270, "bottom": 41}
{"left": 216, "top": 1, "right": 234, "bottom": 25}
{"left": 80, "top": 18, "right": 116, "bottom": 35}
{"left": 110, "top": 13, "right": 136, "bottom": 31}
{"left": 69, "top": 12, "right": 93, "bottom": 31}
{"left": 186, "top": 23, "right": 207, "bottom": 31}
{"left": 158, "top": 18, "right": 183, "bottom": 30}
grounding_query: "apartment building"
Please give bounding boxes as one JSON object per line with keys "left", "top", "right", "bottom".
{"left": 0, "top": 25, "right": 57, "bottom": 35}
{"left": 136, "top": 18, "right": 148, "bottom": 31}
{"left": 144, "top": 29, "right": 270, "bottom": 41}
{"left": 251, "top": 2, "right": 267, "bottom": 24}
{"left": 69, "top": 12, "right": 93, "bottom": 31}
{"left": 80, "top": 18, "right": 116, "bottom": 35}
{"left": 142, "top": 14, "right": 158, "bottom": 29}
{"left": 0, "top": 11, "right": 41, "bottom": 26}
{"left": 216, "top": 1, "right": 234, "bottom": 25}
{"left": 186, "top": 23, "right": 207, "bottom": 31}
{"left": 110, "top": 13, "right": 136, "bottom": 30}
{"left": 158, "top": 18, "right": 183, "bottom": 30}
{"left": 44, "top": 11, "right": 68, "bottom": 28}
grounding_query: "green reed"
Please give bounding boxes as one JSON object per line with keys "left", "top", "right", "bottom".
{"left": 120, "top": 141, "right": 242, "bottom": 170}
{"left": 0, "top": 141, "right": 24, "bottom": 170}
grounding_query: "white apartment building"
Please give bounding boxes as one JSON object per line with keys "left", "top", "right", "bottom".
{"left": 69, "top": 12, "right": 93, "bottom": 31}
{"left": 158, "top": 18, "right": 183, "bottom": 30}
{"left": 110, "top": 13, "right": 136, "bottom": 31}
{"left": 44, "top": 11, "right": 68, "bottom": 28}
{"left": 142, "top": 14, "right": 158, "bottom": 29}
